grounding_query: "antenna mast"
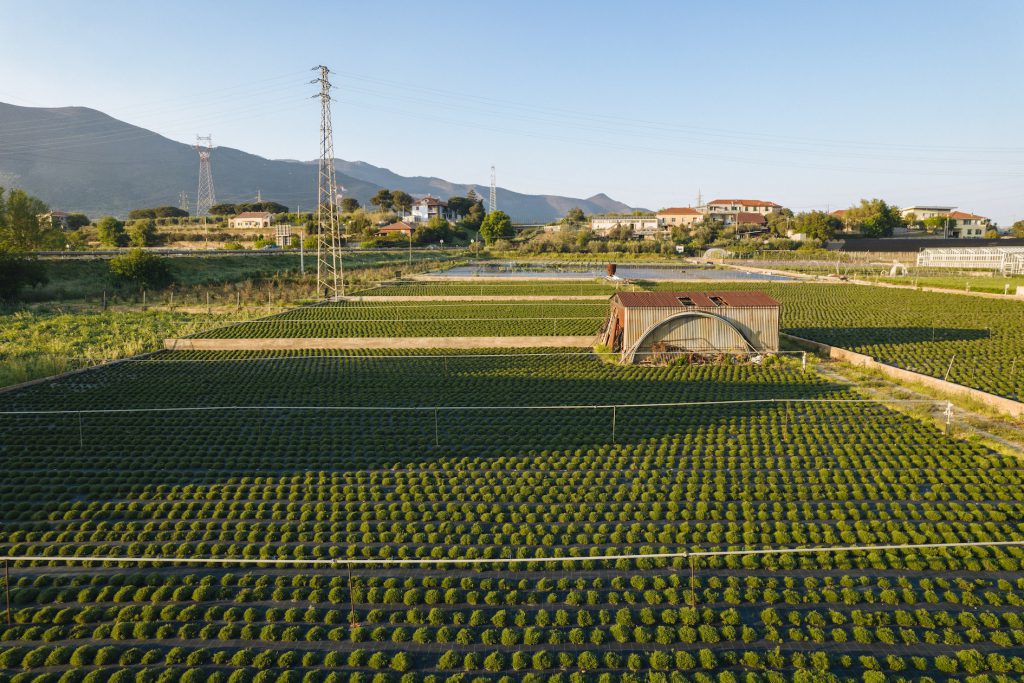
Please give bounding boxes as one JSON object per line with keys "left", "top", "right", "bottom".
{"left": 489, "top": 165, "right": 497, "bottom": 214}
{"left": 313, "top": 65, "right": 344, "bottom": 298}
{"left": 194, "top": 135, "right": 216, "bottom": 216}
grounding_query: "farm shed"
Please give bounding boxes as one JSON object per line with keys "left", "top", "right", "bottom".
{"left": 601, "top": 291, "right": 780, "bottom": 362}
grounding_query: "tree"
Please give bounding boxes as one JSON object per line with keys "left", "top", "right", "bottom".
{"left": 1012, "top": 220, "right": 1024, "bottom": 238}
{"left": 128, "top": 219, "right": 158, "bottom": 247}
{"left": 108, "top": 249, "right": 173, "bottom": 289}
{"left": 341, "top": 197, "right": 361, "bottom": 213}
{"left": 984, "top": 228, "right": 1000, "bottom": 239}
{"left": 447, "top": 196, "right": 472, "bottom": 217}
{"left": 65, "top": 213, "right": 91, "bottom": 229}
{"left": 0, "top": 250, "right": 47, "bottom": 299}
{"left": 370, "top": 190, "right": 394, "bottom": 212}
{"left": 96, "top": 216, "right": 128, "bottom": 247}
{"left": 843, "top": 198, "right": 904, "bottom": 238}
{"left": 562, "top": 207, "right": 586, "bottom": 225}
{"left": 209, "top": 203, "right": 238, "bottom": 216}
{"left": 479, "top": 210, "right": 514, "bottom": 244}
{"left": 792, "top": 210, "right": 842, "bottom": 241}
{"left": 391, "top": 191, "right": 413, "bottom": 214}
{"left": 0, "top": 188, "right": 60, "bottom": 251}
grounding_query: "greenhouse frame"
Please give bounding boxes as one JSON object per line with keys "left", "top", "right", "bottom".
{"left": 916, "top": 246, "right": 1024, "bottom": 275}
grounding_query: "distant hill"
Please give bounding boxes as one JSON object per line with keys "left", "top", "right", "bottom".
{"left": 0, "top": 102, "right": 636, "bottom": 222}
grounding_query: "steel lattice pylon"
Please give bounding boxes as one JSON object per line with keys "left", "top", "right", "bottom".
{"left": 313, "top": 65, "right": 344, "bottom": 299}
{"left": 194, "top": 135, "right": 216, "bottom": 216}
{"left": 489, "top": 165, "right": 497, "bottom": 214}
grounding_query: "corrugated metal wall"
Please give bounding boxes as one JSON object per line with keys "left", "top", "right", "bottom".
{"left": 625, "top": 305, "right": 779, "bottom": 356}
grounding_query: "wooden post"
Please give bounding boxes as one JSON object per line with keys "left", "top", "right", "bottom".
{"left": 206, "top": 292, "right": 211, "bottom": 315}
{"left": 434, "top": 408, "right": 439, "bottom": 447}
{"left": 689, "top": 555, "right": 697, "bottom": 609}
{"left": 78, "top": 412, "right": 83, "bottom": 449}
{"left": 611, "top": 406, "right": 617, "bottom": 443}
{"left": 346, "top": 563, "right": 358, "bottom": 627}
{"left": 4, "top": 560, "right": 10, "bottom": 626}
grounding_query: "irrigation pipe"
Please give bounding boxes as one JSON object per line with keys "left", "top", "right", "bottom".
{"left": 2, "top": 539, "right": 1022, "bottom": 568}
{"left": 136, "top": 350, "right": 810, "bottom": 363}
{"left": 0, "top": 397, "right": 949, "bottom": 417}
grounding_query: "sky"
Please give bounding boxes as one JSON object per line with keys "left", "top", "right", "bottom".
{"left": 1, "top": 0, "right": 1023, "bottom": 224}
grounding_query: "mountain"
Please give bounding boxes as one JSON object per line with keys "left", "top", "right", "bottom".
{"left": 0, "top": 102, "right": 636, "bottom": 221}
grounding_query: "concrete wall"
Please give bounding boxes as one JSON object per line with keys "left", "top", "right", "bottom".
{"left": 165, "top": 336, "right": 598, "bottom": 351}
{"left": 783, "top": 333, "right": 1024, "bottom": 419}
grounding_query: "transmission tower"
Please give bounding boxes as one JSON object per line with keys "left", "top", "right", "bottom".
{"left": 489, "top": 165, "right": 497, "bottom": 214}
{"left": 313, "top": 65, "right": 343, "bottom": 298}
{"left": 194, "top": 135, "right": 216, "bottom": 216}
{"left": 178, "top": 191, "right": 189, "bottom": 214}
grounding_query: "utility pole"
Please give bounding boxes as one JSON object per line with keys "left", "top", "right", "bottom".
{"left": 313, "top": 65, "right": 343, "bottom": 298}
{"left": 194, "top": 135, "right": 216, "bottom": 217}
{"left": 489, "top": 165, "right": 497, "bottom": 214}
{"left": 298, "top": 204, "right": 304, "bottom": 273}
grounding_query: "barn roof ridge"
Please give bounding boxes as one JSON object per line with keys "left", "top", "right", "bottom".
{"left": 611, "top": 291, "right": 780, "bottom": 308}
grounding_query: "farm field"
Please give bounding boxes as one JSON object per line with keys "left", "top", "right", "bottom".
{"left": 638, "top": 282, "right": 1024, "bottom": 401}
{"left": 191, "top": 302, "right": 610, "bottom": 339}
{"left": 2, "top": 351, "right": 1024, "bottom": 681}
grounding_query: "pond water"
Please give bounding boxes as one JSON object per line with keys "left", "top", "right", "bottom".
{"left": 437, "top": 263, "right": 793, "bottom": 281}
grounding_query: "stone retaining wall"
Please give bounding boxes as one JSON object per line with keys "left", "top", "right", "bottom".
{"left": 165, "top": 336, "right": 598, "bottom": 351}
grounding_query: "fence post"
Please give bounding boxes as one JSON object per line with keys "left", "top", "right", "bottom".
{"left": 945, "top": 401, "right": 954, "bottom": 435}
{"left": 4, "top": 559, "right": 10, "bottom": 626}
{"left": 78, "top": 412, "right": 83, "bottom": 449}
{"left": 611, "top": 405, "right": 617, "bottom": 443}
{"left": 801, "top": 352, "right": 807, "bottom": 371}
{"left": 206, "top": 292, "right": 211, "bottom": 315}
{"left": 434, "top": 408, "right": 439, "bottom": 447}
{"left": 689, "top": 555, "right": 697, "bottom": 609}
{"left": 943, "top": 354, "right": 956, "bottom": 382}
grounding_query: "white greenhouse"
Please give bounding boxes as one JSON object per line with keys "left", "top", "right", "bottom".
{"left": 916, "top": 247, "right": 1024, "bottom": 275}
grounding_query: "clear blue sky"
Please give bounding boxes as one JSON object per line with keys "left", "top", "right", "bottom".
{"left": 2, "top": 0, "right": 1023, "bottom": 224}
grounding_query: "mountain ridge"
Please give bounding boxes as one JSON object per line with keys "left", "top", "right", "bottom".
{"left": 0, "top": 102, "right": 637, "bottom": 221}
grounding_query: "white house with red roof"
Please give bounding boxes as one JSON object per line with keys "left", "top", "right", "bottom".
{"left": 408, "top": 196, "right": 458, "bottom": 223}
{"left": 705, "top": 199, "right": 782, "bottom": 226}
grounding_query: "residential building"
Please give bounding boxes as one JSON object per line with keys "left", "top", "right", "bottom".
{"left": 37, "top": 211, "right": 69, "bottom": 230}
{"left": 590, "top": 216, "right": 661, "bottom": 239}
{"left": 229, "top": 212, "right": 273, "bottom": 230}
{"left": 408, "top": 196, "right": 458, "bottom": 223}
{"left": 377, "top": 221, "right": 415, "bottom": 237}
{"left": 900, "top": 205, "right": 956, "bottom": 222}
{"left": 946, "top": 211, "right": 991, "bottom": 238}
{"left": 656, "top": 207, "right": 703, "bottom": 228}
{"left": 704, "top": 199, "right": 781, "bottom": 227}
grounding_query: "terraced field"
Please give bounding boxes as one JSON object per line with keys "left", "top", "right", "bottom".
{"left": 191, "top": 302, "right": 610, "bottom": 339}
{"left": 2, "top": 351, "right": 1024, "bottom": 681}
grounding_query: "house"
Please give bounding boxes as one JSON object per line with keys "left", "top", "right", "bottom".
{"left": 38, "top": 211, "right": 69, "bottom": 230}
{"left": 408, "top": 196, "right": 458, "bottom": 223}
{"left": 900, "top": 205, "right": 956, "bottom": 222}
{"left": 705, "top": 199, "right": 781, "bottom": 226}
{"left": 946, "top": 211, "right": 991, "bottom": 238}
{"left": 377, "top": 221, "right": 416, "bottom": 237}
{"left": 229, "top": 212, "right": 273, "bottom": 230}
{"left": 600, "top": 291, "right": 780, "bottom": 363}
{"left": 590, "top": 215, "right": 661, "bottom": 239}
{"left": 656, "top": 207, "right": 703, "bottom": 228}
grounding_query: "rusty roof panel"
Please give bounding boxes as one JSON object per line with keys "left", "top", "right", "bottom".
{"left": 612, "top": 291, "right": 780, "bottom": 308}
